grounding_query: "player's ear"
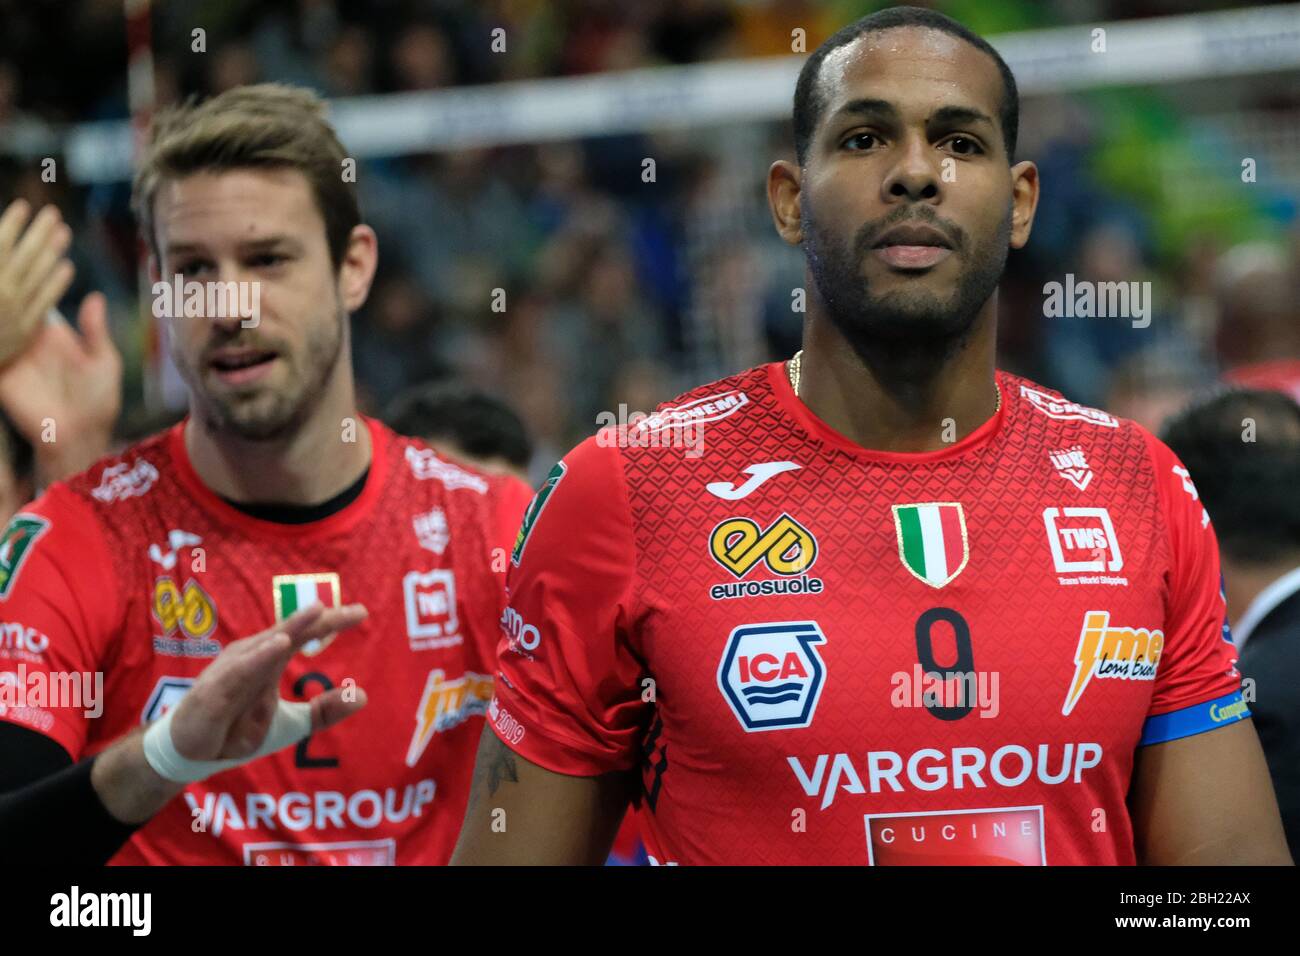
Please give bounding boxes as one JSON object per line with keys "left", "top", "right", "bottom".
{"left": 767, "top": 160, "right": 804, "bottom": 246}
{"left": 1009, "top": 160, "right": 1039, "bottom": 251}
{"left": 147, "top": 254, "right": 162, "bottom": 286}
{"left": 337, "top": 224, "right": 379, "bottom": 313}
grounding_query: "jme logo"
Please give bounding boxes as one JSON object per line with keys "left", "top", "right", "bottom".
{"left": 50, "top": 886, "right": 151, "bottom": 936}
{"left": 717, "top": 621, "right": 826, "bottom": 732}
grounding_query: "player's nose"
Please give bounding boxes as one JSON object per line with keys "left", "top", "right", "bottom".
{"left": 880, "top": 133, "right": 942, "bottom": 204}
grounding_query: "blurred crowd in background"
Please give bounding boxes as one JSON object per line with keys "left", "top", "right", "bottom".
{"left": 0, "top": 0, "right": 1298, "bottom": 483}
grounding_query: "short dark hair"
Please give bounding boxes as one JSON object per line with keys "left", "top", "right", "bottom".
{"left": 1160, "top": 388, "right": 1300, "bottom": 565}
{"left": 384, "top": 382, "right": 532, "bottom": 470}
{"left": 793, "top": 6, "right": 1019, "bottom": 166}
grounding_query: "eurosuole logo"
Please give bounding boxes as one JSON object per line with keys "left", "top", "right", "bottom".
{"left": 151, "top": 575, "right": 220, "bottom": 658}
{"left": 717, "top": 621, "right": 827, "bottom": 732}
{"left": 707, "top": 513, "right": 823, "bottom": 601}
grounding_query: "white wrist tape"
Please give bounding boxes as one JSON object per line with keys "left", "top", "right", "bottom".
{"left": 142, "top": 699, "right": 314, "bottom": 784}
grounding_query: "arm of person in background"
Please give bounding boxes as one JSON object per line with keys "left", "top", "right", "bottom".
{"left": 0, "top": 199, "right": 122, "bottom": 488}
{"left": 1128, "top": 433, "right": 1292, "bottom": 864}
{"left": 0, "top": 601, "right": 369, "bottom": 866}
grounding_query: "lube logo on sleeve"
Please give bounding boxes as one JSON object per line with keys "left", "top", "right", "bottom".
{"left": 717, "top": 621, "right": 826, "bottom": 732}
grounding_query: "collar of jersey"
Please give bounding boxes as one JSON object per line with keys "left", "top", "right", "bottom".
{"left": 166, "top": 415, "right": 390, "bottom": 539}
{"left": 766, "top": 360, "right": 1008, "bottom": 464}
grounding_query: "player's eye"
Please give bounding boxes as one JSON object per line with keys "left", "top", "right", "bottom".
{"left": 943, "top": 135, "right": 984, "bottom": 156}
{"left": 249, "top": 253, "right": 288, "bottom": 269}
{"left": 842, "top": 131, "right": 882, "bottom": 151}
{"left": 175, "top": 260, "right": 211, "bottom": 279}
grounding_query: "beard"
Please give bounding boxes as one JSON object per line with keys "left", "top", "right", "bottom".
{"left": 802, "top": 203, "right": 1011, "bottom": 374}
{"left": 177, "top": 307, "right": 345, "bottom": 442}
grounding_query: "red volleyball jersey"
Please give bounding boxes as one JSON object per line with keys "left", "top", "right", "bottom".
{"left": 0, "top": 416, "right": 530, "bottom": 865}
{"left": 490, "top": 363, "right": 1248, "bottom": 865}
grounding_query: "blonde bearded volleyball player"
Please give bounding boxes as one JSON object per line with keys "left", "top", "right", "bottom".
{"left": 0, "top": 84, "right": 530, "bottom": 865}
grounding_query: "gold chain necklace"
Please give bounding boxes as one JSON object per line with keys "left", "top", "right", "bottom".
{"left": 786, "top": 349, "right": 1001, "bottom": 413}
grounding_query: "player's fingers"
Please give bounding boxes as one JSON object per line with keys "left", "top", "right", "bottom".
{"left": 269, "top": 600, "right": 327, "bottom": 639}
{"left": 309, "top": 685, "right": 368, "bottom": 732}
{"left": 176, "top": 629, "right": 290, "bottom": 741}
{"left": 3, "top": 206, "right": 62, "bottom": 283}
{"left": 217, "top": 603, "right": 327, "bottom": 664}
{"left": 14, "top": 222, "right": 71, "bottom": 301}
{"left": 0, "top": 199, "right": 31, "bottom": 254}
{"left": 284, "top": 603, "right": 368, "bottom": 655}
{"left": 76, "top": 291, "right": 119, "bottom": 364}
{"left": 212, "top": 695, "right": 277, "bottom": 760}
{"left": 18, "top": 261, "right": 75, "bottom": 334}
{"left": 213, "top": 630, "right": 293, "bottom": 707}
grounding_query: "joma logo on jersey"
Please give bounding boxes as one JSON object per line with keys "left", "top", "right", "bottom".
{"left": 406, "top": 669, "right": 493, "bottom": 766}
{"left": 0, "top": 515, "right": 48, "bottom": 599}
{"left": 1062, "top": 611, "right": 1163, "bottom": 716}
{"left": 717, "top": 621, "right": 826, "bottom": 732}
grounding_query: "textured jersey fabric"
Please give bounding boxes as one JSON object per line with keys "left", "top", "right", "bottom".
{"left": 0, "top": 416, "right": 530, "bottom": 865}
{"left": 490, "top": 362, "right": 1246, "bottom": 865}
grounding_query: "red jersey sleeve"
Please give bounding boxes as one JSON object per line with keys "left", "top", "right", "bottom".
{"left": 1138, "top": 432, "right": 1248, "bottom": 745}
{"left": 0, "top": 486, "right": 123, "bottom": 758}
{"left": 462, "top": 474, "right": 534, "bottom": 672}
{"left": 489, "top": 435, "right": 648, "bottom": 775}
{"left": 491, "top": 476, "right": 533, "bottom": 564}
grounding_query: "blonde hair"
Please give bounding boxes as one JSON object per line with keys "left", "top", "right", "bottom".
{"left": 132, "top": 83, "right": 361, "bottom": 269}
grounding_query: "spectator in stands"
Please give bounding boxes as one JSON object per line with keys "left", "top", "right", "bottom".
{"left": 1216, "top": 242, "right": 1300, "bottom": 403}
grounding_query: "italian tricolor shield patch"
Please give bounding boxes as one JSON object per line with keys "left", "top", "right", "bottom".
{"left": 892, "top": 503, "right": 969, "bottom": 589}
{"left": 273, "top": 573, "right": 342, "bottom": 656}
